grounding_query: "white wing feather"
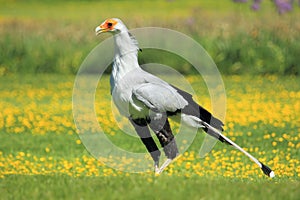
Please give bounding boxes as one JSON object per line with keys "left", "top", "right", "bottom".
{"left": 132, "top": 82, "right": 188, "bottom": 113}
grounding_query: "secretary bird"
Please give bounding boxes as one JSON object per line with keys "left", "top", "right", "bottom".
{"left": 95, "top": 18, "right": 274, "bottom": 177}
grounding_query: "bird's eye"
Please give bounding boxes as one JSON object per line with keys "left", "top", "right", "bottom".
{"left": 107, "top": 22, "right": 113, "bottom": 27}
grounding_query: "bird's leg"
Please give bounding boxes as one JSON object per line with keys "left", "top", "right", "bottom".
{"left": 152, "top": 118, "right": 179, "bottom": 174}
{"left": 129, "top": 118, "right": 161, "bottom": 172}
{"left": 150, "top": 118, "right": 179, "bottom": 160}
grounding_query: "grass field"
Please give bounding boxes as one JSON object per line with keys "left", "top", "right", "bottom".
{"left": 0, "top": 74, "right": 299, "bottom": 199}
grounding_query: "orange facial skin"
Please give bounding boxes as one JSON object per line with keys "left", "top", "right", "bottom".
{"left": 99, "top": 18, "right": 118, "bottom": 32}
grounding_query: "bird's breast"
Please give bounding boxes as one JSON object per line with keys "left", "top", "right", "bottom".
{"left": 111, "top": 84, "right": 148, "bottom": 119}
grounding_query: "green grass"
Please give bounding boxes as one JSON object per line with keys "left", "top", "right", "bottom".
{"left": 0, "top": 74, "right": 299, "bottom": 199}
{"left": 1, "top": 175, "right": 299, "bottom": 200}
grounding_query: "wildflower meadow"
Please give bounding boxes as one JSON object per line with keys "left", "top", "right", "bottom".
{"left": 0, "top": 1, "right": 299, "bottom": 200}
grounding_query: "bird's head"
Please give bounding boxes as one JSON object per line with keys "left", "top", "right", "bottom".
{"left": 95, "top": 18, "right": 126, "bottom": 35}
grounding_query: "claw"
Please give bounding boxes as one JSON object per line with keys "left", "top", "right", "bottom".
{"left": 156, "top": 154, "right": 181, "bottom": 174}
{"left": 157, "top": 158, "right": 173, "bottom": 174}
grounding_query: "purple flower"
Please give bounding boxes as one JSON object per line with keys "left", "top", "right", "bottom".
{"left": 251, "top": 2, "right": 261, "bottom": 10}
{"left": 251, "top": 0, "right": 262, "bottom": 10}
{"left": 233, "top": 0, "right": 299, "bottom": 13}
{"left": 274, "top": 0, "right": 293, "bottom": 14}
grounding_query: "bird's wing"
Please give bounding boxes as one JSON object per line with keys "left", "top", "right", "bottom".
{"left": 171, "top": 85, "right": 224, "bottom": 131}
{"left": 132, "top": 82, "right": 188, "bottom": 113}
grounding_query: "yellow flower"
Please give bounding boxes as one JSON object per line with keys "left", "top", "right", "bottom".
{"left": 76, "top": 140, "right": 82, "bottom": 145}
{"left": 45, "top": 147, "right": 50, "bottom": 153}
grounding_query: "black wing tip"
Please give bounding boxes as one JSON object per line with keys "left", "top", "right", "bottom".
{"left": 261, "top": 163, "right": 275, "bottom": 178}
{"left": 219, "top": 135, "right": 232, "bottom": 145}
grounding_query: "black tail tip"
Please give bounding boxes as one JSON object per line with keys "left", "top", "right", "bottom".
{"left": 261, "top": 163, "right": 275, "bottom": 178}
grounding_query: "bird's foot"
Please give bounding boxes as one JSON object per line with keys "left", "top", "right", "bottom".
{"left": 157, "top": 158, "right": 173, "bottom": 174}
{"left": 156, "top": 154, "right": 181, "bottom": 174}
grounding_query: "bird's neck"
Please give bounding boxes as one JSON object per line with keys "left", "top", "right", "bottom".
{"left": 111, "top": 32, "right": 140, "bottom": 85}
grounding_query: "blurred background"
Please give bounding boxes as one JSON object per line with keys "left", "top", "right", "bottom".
{"left": 0, "top": 0, "right": 299, "bottom": 76}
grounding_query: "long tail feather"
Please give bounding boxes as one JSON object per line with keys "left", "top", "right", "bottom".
{"left": 201, "top": 121, "right": 275, "bottom": 178}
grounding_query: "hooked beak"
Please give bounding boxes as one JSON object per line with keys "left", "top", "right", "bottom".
{"left": 95, "top": 26, "right": 108, "bottom": 35}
